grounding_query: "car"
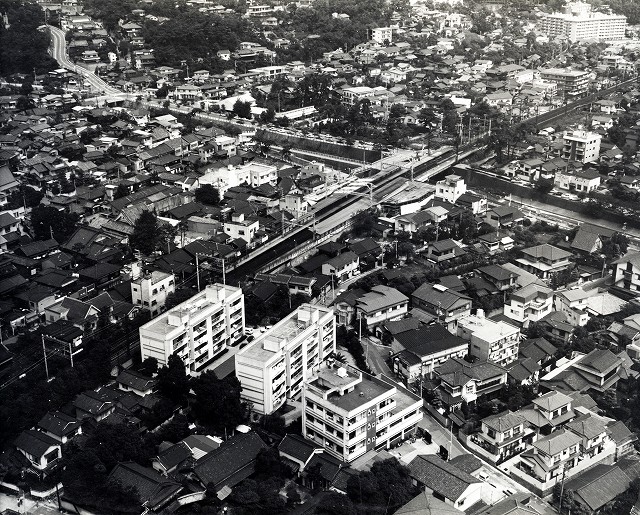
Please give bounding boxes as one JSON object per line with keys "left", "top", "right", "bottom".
{"left": 478, "top": 473, "right": 489, "bottom": 481}
{"left": 245, "top": 328, "right": 254, "bottom": 336}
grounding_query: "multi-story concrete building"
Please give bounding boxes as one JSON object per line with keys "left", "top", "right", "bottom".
{"left": 369, "top": 26, "right": 393, "bottom": 44}
{"left": 504, "top": 283, "right": 554, "bottom": 326}
{"left": 223, "top": 212, "right": 259, "bottom": 244}
{"left": 435, "top": 174, "right": 467, "bottom": 204}
{"left": 458, "top": 313, "right": 520, "bottom": 367}
{"left": 539, "top": 68, "right": 590, "bottom": 98}
{"left": 562, "top": 129, "right": 602, "bottom": 163}
{"left": 139, "top": 284, "right": 244, "bottom": 374}
{"left": 131, "top": 271, "right": 175, "bottom": 317}
{"left": 539, "top": 2, "right": 626, "bottom": 42}
{"left": 235, "top": 304, "right": 335, "bottom": 415}
{"left": 303, "top": 364, "right": 422, "bottom": 462}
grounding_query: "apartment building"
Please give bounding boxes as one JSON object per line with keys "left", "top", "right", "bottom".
{"left": 139, "top": 284, "right": 244, "bottom": 374}
{"left": 303, "top": 364, "right": 422, "bottom": 462}
{"left": 458, "top": 313, "right": 520, "bottom": 367}
{"left": 435, "top": 174, "right": 467, "bottom": 204}
{"left": 370, "top": 26, "right": 393, "bottom": 44}
{"left": 235, "top": 304, "right": 335, "bottom": 415}
{"left": 131, "top": 271, "right": 175, "bottom": 317}
{"left": 504, "top": 283, "right": 554, "bottom": 326}
{"left": 562, "top": 130, "right": 602, "bottom": 163}
{"left": 539, "top": 68, "right": 589, "bottom": 98}
{"left": 539, "top": 2, "right": 626, "bottom": 42}
{"left": 340, "top": 86, "right": 376, "bottom": 106}
{"left": 516, "top": 244, "right": 572, "bottom": 280}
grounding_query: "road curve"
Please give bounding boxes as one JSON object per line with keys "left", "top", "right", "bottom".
{"left": 47, "top": 24, "right": 122, "bottom": 96}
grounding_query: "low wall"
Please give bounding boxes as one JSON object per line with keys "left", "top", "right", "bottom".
{"left": 454, "top": 166, "right": 638, "bottom": 229}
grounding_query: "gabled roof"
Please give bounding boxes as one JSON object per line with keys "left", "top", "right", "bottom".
{"left": 15, "top": 430, "right": 59, "bottom": 457}
{"left": 108, "top": 461, "right": 182, "bottom": 510}
{"left": 412, "top": 282, "right": 471, "bottom": 309}
{"left": 565, "top": 464, "right": 632, "bottom": 512}
{"left": 278, "top": 434, "right": 320, "bottom": 464}
{"left": 436, "top": 358, "right": 506, "bottom": 387}
{"left": 38, "top": 411, "right": 81, "bottom": 438}
{"left": 521, "top": 244, "right": 572, "bottom": 261}
{"left": 116, "top": 369, "right": 157, "bottom": 392}
{"left": 408, "top": 454, "right": 481, "bottom": 502}
{"left": 576, "top": 348, "right": 619, "bottom": 374}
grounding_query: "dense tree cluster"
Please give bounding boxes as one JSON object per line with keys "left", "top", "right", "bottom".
{"left": 0, "top": 0, "right": 57, "bottom": 75}
{"left": 245, "top": 286, "right": 311, "bottom": 327}
{"left": 30, "top": 206, "right": 80, "bottom": 243}
{"left": 346, "top": 458, "right": 416, "bottom": 512}
{"left": 192, "top": 371, "right": 250, "bottom": 432}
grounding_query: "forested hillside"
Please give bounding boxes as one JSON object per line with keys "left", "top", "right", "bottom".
{"left": 0, "top": 0, "right": 57, "bottom": 76}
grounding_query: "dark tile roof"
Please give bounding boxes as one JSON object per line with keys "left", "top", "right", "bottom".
{"left": 408, "top": 454, "right": 481, "bottom": 501}
{"left": 116, "top": 369, "right": 157, "bottom": 393}
{"left": 448, "top": 454, "right": 482, "bottom": 475}
{"left": 278, "top": 434, "right": 320, "bottom": 464}
{"left": 565, "top": 464, "right": 631, "bottom": 512}
{"left": 37, "top": 411, "right": 81, "bottom": 438}
{"left": 194, "top": 431, "right": 267, "bottom": 489}
{"left": 108, "top": 461, "right": 182, "bottom": 509}
{"left": 394, "top": 325, "right": 468, "bottom": 358}
{"left": 15, "top": 430, "right": 59, "bottom": 457}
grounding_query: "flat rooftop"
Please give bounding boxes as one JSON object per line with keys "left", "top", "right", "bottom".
{"left": 381, "top": 182, "right": 435, "bottom": 205}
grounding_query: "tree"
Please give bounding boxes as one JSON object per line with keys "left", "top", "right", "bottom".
{"left": 139, "top": 357, "right": 158, "bottom": 376}
{"left": 317, "top": 492, "right": 357, "bottom": 515}
{"left": 113, "top": 184, "right": 130, "bottom": 200}
{"left": 164, "top": 288, "right": 195, "bottom": 310}
{"left": 194, "top": 184, "right": 220, "bottom": 206}
{"left": 535, "top": 178, "right": 554, "bottom": 195}
{"left": 30, "top": 205, "right": 79, "bottom": 242}
{"left": 602, "top": 232, "right": 628, "bottom": 260}
{"left": 346, "top": 458, "right": 415, "bottom": 510}
{"left": 129, "top": 210, "right": 161, "bottom": 255}
{"left": 233, "top": 99, "right": 252, "bottom": 119}
{"left": 352, "top": 209, "right": 378, "bottom": 237}
{"left": 191, "top": 370, "right": 249, "bottom": 432}
{"left": 156, "top": 354, "right": 190, "bottom": 405}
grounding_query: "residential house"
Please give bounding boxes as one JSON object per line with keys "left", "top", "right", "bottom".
{"left": 516, "top": 244, "right": 572, "bottom": 280}
{"left": 425, "top": 239, "right": 465, "bottom": 266}
{"left": 554, "top": 168, "right": 601, "bottom": 193}
{"left": 457, "top": 314, "right": 520, "bottom": 367}
{"left": 193, "top": 432, "right": 268, "bottom": 498}
{"left": 14, "top": 430, "right": 62, "bottom": 472}
{"left": 37, "top": 411, "right": 82, "bottom": 444}
{"left": 485, "top": 205, "right": 525, "bottom": 227}
{"left": 411, "top": 283, "right": 471, "bottom": 332}
{"left": 116, "top": 369, "right": 157, "bottom": 397}
{"left": 432, "top": 358, "right": 508, "bottom": 413}
{"left": 391, "top": 324, "right": 469, "bottom": 381}
{"left": 355, "top": 285, "right": 408, "bottom": 331}
{"left": 504, "top": 283, "right": 554, "bottom": 326}
{"left": 408, "top": 454, "right": 483, "bottom": 510}
{"left": 467, "top": 411, "right": 535, "bottom": 464}
{"left": 612, "top": 251, "right": 640, "bottom": 292}
{"left": 321, "top": 251, "right": 359, "bottom": 283}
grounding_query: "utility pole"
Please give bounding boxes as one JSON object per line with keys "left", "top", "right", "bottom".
{"left": 41, "top": 334, "right": 50, "bottom": 382}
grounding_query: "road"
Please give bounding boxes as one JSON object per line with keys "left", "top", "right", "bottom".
{"left": 47, "top": 25, "right": 124, "bottom": 98}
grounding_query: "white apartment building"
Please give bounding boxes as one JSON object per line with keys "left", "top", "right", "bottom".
{"left": 223, "top": 212, "right": 259, "bottom": 244}
{"left": 504, "top": 283, "right": 554, "bottom": 326}
{"left": 139, "top": 284, "right": 244, "bottom": 374}
{"left": 235, "top": 304, "right": 335, "bottom": 415}
{"left": 340, "top": 86, "right": 376, "bottom": 106}
{"left": 435, "top": 174, "right": 467, "bottom": 204}
{"left": 131, "top": 271, "right": 175, "bottom": 317}
{"left": 370, "top": 26, "right": 393, "bottom": 44}
{"left": 303, "top": 364, "right": 422, "bottom": 462}
{"left": 200, "top": 162, "right": 277, "bottom": 197}
{"left": 458, "top": 313, "right": 520, "bottom": 367}
{"left": 539, "top": 2, "right": 626, "bottom": 42}
{"left": 562, "top": 129, "right": 601, "bottom": 163}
